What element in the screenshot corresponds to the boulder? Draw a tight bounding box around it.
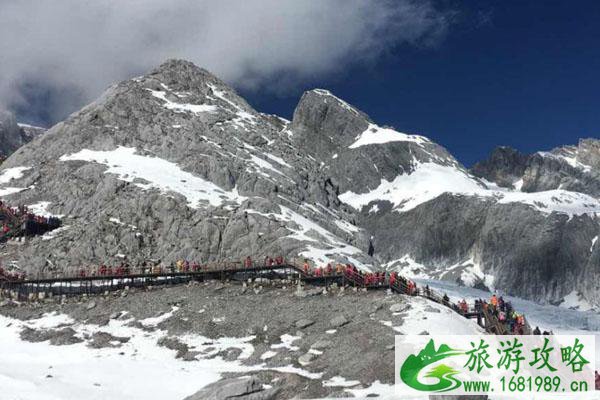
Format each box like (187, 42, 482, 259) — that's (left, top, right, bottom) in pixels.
(389, 303, 409, 313)
(330, 315, 349, 328)
(298, 352, 317, 366)
(311, 339, 332, 350)
(183, 376, 279, 400)
(295, 319, 315, 329)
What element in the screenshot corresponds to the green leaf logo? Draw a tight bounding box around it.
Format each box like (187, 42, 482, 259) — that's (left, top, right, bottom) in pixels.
(400, 339, 465, 392)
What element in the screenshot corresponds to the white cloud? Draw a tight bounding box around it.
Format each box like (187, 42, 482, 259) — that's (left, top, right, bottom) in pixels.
(0, 0, 454, 124)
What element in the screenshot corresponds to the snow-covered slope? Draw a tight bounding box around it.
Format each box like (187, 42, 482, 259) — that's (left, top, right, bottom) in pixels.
(340, 161, 600, 216)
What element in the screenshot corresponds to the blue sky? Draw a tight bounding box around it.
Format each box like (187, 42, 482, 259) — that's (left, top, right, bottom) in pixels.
(242, 0, 600, 166)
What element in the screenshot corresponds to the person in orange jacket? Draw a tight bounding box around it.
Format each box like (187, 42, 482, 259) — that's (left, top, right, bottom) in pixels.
(490, 294, 498, 309)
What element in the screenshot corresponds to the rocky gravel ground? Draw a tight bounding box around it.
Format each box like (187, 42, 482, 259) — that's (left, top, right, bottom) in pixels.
(0, 278, 418, 399)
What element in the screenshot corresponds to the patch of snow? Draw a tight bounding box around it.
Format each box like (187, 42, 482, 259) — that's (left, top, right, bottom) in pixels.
(333, 219, 359, 234)
(18, 122, 45, 130)
(0, 186, 29, 197)
(368, 204, 379, 213)
(139, 306, 179, 327)
(398, 297, 485, 335)
(382, 255, 431, 280)
(591, 236, 598, 253)
(513, 178, 524, 191)
(339, 161, 600, 217)
(41, 225, 70, 240)
(27, 201, 63, 218)
(270, 334, 300, 352)
(0, 311, 293, 400)
(332, 153, 338, 159)
(148, 89, 218, 114)
(0, 167, 31, 197)
(323, 376, 361, 388)
(260, 351, 277, 360)
(560, 290, 593, 312)
(458, 257, 495, 290)
(60, 147, 246, 208)
(339, 162, 484, 212)
(538, 150, 593, 173)
(263, 152, 291, 168)
(207, 83, 257, 127)
(349, 123, 429, 148)
(247, 154, 291, 180)
(26, 312, 75, 329)
(246, 205, 370, 270)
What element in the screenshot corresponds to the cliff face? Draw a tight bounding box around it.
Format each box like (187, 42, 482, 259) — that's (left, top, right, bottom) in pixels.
(0, 59, 598, 308)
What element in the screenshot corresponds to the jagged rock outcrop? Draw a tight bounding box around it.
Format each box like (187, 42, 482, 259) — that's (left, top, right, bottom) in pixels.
(473, 140, 600, 196)
(0, 109, 46, 158)
(471, 146, 529, 188)
(290, 89, 458, 195)
(0, 59, 599, 308)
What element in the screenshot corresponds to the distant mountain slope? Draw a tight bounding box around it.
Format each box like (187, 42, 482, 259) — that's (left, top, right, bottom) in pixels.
(0, 59, 598, 308)
(0, 110, 46, 157)
(472, 140, 600, 195)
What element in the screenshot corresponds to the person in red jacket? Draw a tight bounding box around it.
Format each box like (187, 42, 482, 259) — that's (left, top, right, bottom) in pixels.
(275, 256, 284, 265)
(244, 256, 252, 268)
(407, 280, 415, 295)
(303, 262, 310, 275)
(265, 256, 273, 267)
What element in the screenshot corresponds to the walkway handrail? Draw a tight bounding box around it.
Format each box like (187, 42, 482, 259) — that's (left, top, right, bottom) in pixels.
(0, 256, 534, 338)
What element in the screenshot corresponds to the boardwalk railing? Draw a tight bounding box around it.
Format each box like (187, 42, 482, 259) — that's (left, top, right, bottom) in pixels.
(0, 258, 531, 336)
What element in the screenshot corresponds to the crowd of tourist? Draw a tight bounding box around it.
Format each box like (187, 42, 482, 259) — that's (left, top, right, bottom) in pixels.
(0, 201, 61, 240)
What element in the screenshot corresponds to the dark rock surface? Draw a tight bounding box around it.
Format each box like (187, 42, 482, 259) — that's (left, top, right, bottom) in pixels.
(471, 146, 529, 188)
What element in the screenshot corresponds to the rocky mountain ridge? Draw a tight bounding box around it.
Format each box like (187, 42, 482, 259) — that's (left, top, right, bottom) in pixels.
(0, 59, 599, 309)
(472, 139, 600, 196)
